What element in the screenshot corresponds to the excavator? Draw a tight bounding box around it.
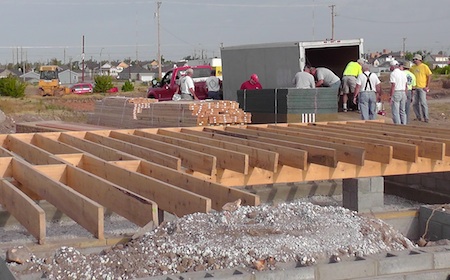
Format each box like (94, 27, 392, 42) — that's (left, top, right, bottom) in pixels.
(38, 65, 68, 96)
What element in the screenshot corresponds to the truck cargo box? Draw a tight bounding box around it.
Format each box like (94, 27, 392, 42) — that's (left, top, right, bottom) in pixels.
(221, 39, 364, 101)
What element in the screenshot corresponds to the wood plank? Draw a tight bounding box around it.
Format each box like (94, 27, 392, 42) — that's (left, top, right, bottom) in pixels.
(218, 156, 450, 187)
(133, 129, 249, 174)
(0, 146, 13, 157)
(203, 126, 337, 168)
(358, 121, 450, 138)
(57, 132, 181, 170)
(63, 166, 157, 227)
(265, 124, 393, 164)
(157, 128, 279, 172)
(84, 131, 183, 170)
(108, 130, 217, 176)
(0, 157, 13, 177)
(243, 126, 366, 166)
(289, 123, 418, 162)
(181, 128, 308, 170)
(11, 159, 104, 239)
(32, 133, 81, 155)
(0, 179, 46, 244)
(4, 135, 62, 165)
(319, 123, 444, 160)
(77, 155, 212, 217)
(111, 158, 260, 211)
(342, 122, 450, 156)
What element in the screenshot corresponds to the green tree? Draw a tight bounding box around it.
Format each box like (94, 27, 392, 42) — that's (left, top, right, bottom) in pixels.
(93, 75, 114, 93)
(49, 58, 62, 66)
(0, 75, 27, 98)
(404, 52, 413, 61)
(121, 80, 134, 92)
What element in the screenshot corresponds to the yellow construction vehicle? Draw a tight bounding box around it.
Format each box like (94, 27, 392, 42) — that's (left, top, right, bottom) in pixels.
(38, 65, 67, 96)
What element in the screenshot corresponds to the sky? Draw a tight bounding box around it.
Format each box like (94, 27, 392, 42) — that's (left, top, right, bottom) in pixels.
(0, 0, 449, 65)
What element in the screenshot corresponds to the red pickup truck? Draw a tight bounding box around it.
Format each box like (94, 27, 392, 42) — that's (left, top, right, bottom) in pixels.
(147, 65, 212, 101)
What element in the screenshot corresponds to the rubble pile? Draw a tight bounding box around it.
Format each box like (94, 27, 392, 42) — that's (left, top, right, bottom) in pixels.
(12, 201, 414, 279)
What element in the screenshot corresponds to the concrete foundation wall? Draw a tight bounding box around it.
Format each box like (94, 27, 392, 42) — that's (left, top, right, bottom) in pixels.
(137, 246, 450, 280)
(387, 172, 450, 196)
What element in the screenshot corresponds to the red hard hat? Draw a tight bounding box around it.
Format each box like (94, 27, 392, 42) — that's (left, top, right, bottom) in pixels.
(250, 74, 259, 82)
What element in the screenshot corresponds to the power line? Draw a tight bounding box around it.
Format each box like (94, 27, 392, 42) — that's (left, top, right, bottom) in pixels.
(338, 14, 448, 24)
(6, 0, 328, 8)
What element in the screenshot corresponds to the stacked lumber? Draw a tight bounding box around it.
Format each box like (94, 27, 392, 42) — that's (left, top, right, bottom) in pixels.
(87, 97, 251, 129)
(137, 100, 252, 127)
(87, 97, 159, 128)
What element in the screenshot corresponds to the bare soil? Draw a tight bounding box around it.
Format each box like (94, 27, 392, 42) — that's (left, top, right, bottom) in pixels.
(1, 77, 448, 135)
(2, 78, 450, 279)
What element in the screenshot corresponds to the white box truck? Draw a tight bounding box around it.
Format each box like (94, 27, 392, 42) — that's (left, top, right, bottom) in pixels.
(220, 38, 364, 101)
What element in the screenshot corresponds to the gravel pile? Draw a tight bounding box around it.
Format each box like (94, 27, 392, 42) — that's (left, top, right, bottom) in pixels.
(15, 200, 415, 279)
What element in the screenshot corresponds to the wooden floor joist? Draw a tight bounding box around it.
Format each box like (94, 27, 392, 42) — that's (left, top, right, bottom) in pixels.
(108, 130, 217, 176)
(0, 179, 46, 244)
(0, 120, 450, 244)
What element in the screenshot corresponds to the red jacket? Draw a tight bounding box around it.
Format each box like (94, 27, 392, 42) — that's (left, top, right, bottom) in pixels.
(240, 80, 262, 90)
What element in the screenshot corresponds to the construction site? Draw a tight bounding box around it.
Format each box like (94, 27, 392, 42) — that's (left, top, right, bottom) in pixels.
(0, 89, 448, 279)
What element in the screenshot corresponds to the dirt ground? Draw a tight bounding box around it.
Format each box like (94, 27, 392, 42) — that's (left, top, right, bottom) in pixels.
(1, 76, 449, 134)
(2, 78, 450, 279)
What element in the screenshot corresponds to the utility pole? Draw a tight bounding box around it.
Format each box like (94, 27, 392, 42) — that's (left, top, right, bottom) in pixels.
(156, 1, 162, 79)
(329, 5, 335, 41)
(402, 37, 407, 57)
(82, 35, 85, 82)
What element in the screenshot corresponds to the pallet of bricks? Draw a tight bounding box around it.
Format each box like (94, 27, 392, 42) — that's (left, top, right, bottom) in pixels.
(137, 100, 252, 127)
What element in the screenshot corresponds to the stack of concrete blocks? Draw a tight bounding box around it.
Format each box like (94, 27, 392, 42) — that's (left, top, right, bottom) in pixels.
(342, 177, 384, 213)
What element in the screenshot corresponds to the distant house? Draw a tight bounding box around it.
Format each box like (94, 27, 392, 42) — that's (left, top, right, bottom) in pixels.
(59, 69, 80, 85)
(0, 69, 17, 78)
(423, 54, 449, 69)
(20, 71, 40, 83)
(116, 64, 154, 82)
(376, 54, 401, 65)
(99, 63, 112, 76)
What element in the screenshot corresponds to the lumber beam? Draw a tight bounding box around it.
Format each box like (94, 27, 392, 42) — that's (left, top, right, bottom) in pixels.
(181, 128, 307, 170)
(134, 129, 249, 174)
(112, 158, 260, 211)
(0, 179, 46, 244)
(4, 135, 62, 165)
(290, 123, 418, 162)
(84, 131, 182, 170)
(219, 156, 450, 187)
(243, 125, 366, 166)
(36, 165, 158, 227)
(359, 121, 450, 138)
(73, 155, 212, 217)
(11, 159, 104, 239)
(158, 128, 279, 172)
(267, 124, 393, 164)
(341, 121, 450, 157)
(55, 132, 181, 170)
(203, 126, 337, 168)
(321, 122, 445, 160)
(31, 133, 82, 155)
(0, 146, 13, 157)
(108, 130, 217, 176)
(0, 157, 13, 177)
